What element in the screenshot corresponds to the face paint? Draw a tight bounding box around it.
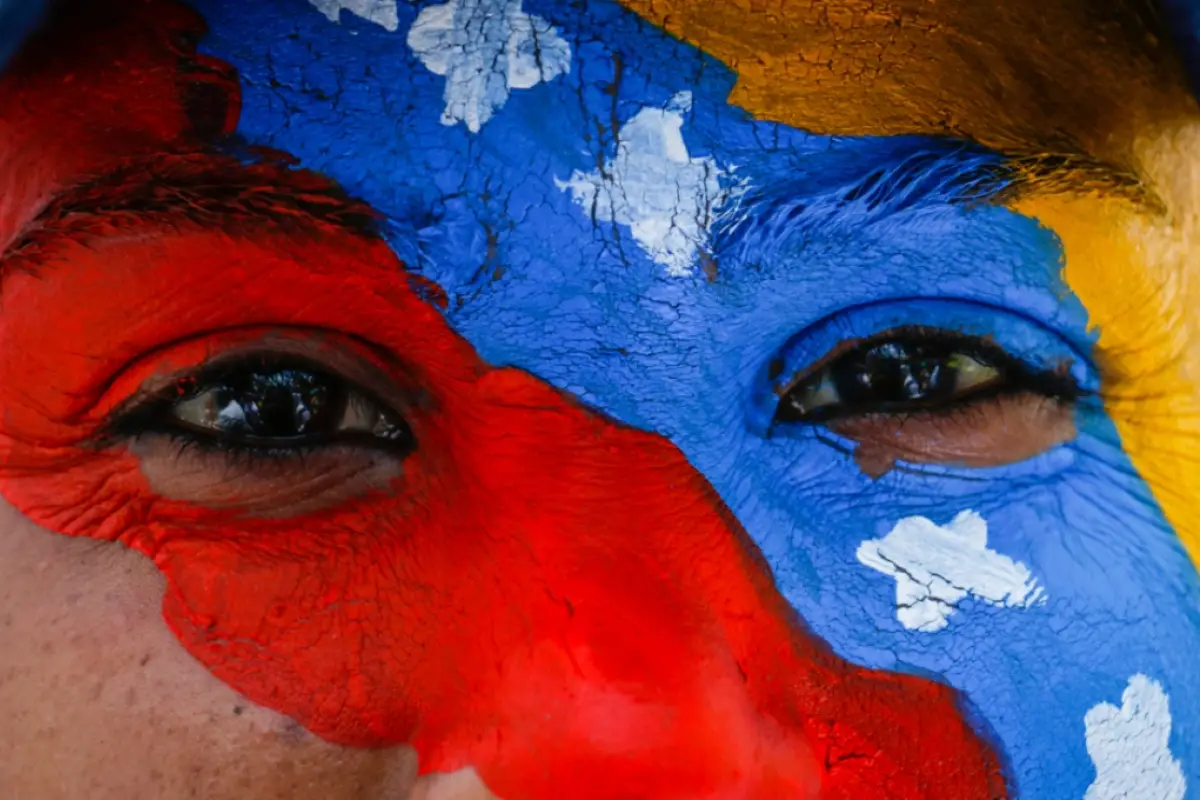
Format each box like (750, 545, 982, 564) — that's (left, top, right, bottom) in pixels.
(0, 0, 238, 252)
(0, 163, 1010, 800)
(179, 1, 1200, 795)
(4, 0, 1199, 797)
(0, 2, 1011, 797)
(613, 0, 1196, 168)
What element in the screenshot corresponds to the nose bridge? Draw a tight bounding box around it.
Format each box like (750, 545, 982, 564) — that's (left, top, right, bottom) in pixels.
(433, 367, 1011, 799)
(414, 369, 819, 795)
(455, 368, 782, 659)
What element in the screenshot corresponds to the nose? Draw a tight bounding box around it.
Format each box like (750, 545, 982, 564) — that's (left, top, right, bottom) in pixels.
(159, 367, 1007, 800)
(3, 4, 1006, 796)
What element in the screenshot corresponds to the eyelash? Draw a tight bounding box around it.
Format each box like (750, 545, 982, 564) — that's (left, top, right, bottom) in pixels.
(101, 352, 411, 461)
(148, 425, 334, 462)
(773, 326, 1087, 423)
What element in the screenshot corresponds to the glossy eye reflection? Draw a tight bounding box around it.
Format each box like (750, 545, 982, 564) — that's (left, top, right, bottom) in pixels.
(165, 357, 411, 449)
(775, 330, 1075, 425)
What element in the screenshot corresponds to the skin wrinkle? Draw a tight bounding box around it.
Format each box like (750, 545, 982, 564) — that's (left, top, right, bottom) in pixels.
(0, 0, 240, 254)
(0, 499, 429, 799)
(109, 329, 415, 516)
(129, 435, 402, 518)
(2, 0, 1199, 797)
(1013, 122, 1200, 571)
(0, 216, 1009, 796)
(832, 394, 1077, 478)
(619, 0, 1200, 573)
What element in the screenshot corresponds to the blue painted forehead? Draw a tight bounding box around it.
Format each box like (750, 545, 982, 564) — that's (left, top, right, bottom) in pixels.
(193, 0, 1019, 294)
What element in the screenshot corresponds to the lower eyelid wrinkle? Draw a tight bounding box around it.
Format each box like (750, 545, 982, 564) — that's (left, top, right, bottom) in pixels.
(832, 393, 1077, 478)
(128, 434, 405, 518)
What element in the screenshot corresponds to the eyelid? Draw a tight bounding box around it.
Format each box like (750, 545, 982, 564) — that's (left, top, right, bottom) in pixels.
(157, 355, 408, 448)
(775, 333, 1073, 427)
(776, 328, 1021, 399)
(94, 327, 425, 443)
(748, 298, 1096, 436)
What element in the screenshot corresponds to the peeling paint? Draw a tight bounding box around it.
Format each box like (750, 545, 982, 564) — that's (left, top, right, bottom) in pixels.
(407, 0, 571, 132)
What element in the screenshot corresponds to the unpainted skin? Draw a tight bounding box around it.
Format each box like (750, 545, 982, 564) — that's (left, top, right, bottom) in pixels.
(0, 498, 495, 799)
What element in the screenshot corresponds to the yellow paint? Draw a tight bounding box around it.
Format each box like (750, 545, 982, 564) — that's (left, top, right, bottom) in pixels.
(618, 0, 1200, 574)
(617, 0, 1192, 169)
(1013, 125, 1200, 571)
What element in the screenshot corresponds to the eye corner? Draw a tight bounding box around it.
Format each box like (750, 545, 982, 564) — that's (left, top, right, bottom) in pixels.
(753, 311, 1088, 473)
(101, 348, 417, 459)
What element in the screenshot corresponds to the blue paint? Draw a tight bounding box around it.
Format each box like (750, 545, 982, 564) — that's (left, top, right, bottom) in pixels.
(749, 297, 1098, 437)
(189, 0, 1200, 794)
(1162, 0, 1200, 95)
(0, 0, 48, 70)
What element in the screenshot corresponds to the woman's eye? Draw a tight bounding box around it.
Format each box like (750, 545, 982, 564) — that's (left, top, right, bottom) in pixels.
(775, 334, 1037, 424)
(164, 358, 410, 449)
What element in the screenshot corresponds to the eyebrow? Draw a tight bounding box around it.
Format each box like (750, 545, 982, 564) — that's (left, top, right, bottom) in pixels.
(618, 0, 1193, 175)
(3, 141, 1153, 295)
(1004, 153, 1152, 205)
(2, 150, 384, 266)
(711, 144, 1152, 261)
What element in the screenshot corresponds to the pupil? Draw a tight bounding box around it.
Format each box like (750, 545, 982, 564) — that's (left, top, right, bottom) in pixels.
(218, 368, 339, 438)
(836, 341, 957, 407)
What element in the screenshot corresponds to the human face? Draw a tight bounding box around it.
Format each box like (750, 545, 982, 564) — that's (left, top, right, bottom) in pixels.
(0, 1, 1197, 798)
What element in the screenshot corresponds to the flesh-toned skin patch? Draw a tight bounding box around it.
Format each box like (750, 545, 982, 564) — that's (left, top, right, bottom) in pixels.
(832, 394, 1077, 478)
(0, 503, 429, 798)
(0, 214, 1010, 799)
(164, 0, 1200, 795)
(614, 0, 1194, 168)
(0, 3, 1013, 795)
(13, 0, 1200, 796)
(1012, 131, 1200, 575)
(118, 329, 409, 516)
(614, 0, 1200, 576)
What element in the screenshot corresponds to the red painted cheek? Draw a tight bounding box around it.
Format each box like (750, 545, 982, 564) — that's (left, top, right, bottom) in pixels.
(0, 2, 1009, 794)
(0, 236, 1009, 797)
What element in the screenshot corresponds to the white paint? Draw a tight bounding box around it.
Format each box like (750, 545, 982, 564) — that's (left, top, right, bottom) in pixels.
(557, 92, 725, 276)
(308, 0, 400, 32)
(407, 0, 571, 133)
(856, 510, 1045, 632)
(1084, 674, 1186, 800)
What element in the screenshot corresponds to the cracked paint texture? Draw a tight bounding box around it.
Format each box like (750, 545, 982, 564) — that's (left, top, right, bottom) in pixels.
(556, 90, 726, 275)
(856, 511, 1046, 633)
(407, 0, 571, 132)
(1084, 675, 1187, 800)
(309, 0, 399, 31)
(3, 0, 1199, 797)
(181, 1, 1200, 792)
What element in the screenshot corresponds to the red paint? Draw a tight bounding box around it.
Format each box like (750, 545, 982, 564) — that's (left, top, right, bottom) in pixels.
(0, 0, 238, 253)
(0, 2, 1010, 797)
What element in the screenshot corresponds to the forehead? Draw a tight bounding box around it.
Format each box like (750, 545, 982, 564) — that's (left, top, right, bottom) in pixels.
(18, 1, 1200, 795)
(193, 0, 1086, 333)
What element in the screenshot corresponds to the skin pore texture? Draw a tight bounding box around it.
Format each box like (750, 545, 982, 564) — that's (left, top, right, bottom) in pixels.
(620, 0, 1200, 575)
(0, 502, 428, 798)
(1, 1, 1199, 799)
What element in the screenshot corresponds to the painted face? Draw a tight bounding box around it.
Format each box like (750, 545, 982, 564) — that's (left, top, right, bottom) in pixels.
(1, 0, 1197, 798)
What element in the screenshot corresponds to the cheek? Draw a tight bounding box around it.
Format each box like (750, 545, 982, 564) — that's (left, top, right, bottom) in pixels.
(0, 371, 1014, 798)
(0, 497, 422, 799)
